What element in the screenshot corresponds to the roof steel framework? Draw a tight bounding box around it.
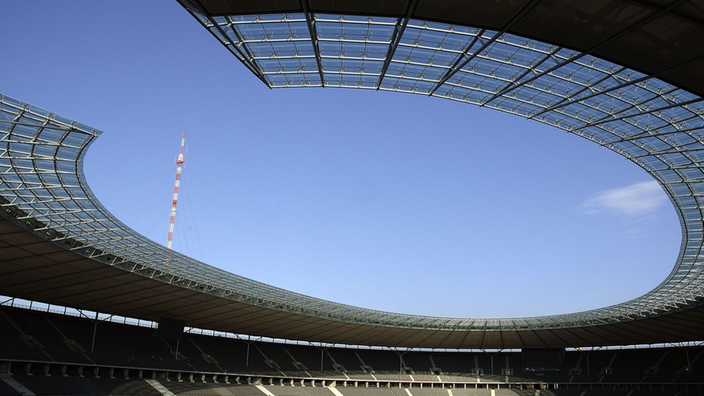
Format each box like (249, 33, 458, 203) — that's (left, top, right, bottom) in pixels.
(1, 0, 704, 348)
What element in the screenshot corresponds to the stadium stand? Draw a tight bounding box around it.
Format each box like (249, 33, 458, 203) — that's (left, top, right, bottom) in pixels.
(1, 305, 703, 395)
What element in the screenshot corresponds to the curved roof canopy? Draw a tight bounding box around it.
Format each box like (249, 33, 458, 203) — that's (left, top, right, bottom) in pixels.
(2, 0, 704, 349)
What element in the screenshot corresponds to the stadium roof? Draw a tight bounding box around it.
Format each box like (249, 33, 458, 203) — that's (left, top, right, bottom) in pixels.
(2, 0, 704, 349)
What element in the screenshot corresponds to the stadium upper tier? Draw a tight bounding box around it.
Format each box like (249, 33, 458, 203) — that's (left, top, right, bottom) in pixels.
(1, 0, 704, 349)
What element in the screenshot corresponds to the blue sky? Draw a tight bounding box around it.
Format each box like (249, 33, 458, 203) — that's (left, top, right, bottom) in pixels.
(1, 1, 681, 318)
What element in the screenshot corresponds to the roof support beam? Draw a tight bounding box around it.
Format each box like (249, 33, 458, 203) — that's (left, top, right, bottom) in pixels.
(428, 0, 543, 96)
(529, 67, 631, 119)
(483, 0, 691, 107)
(608, 126, 704, 146)
(581, 96, 702, 130)
(376, 0, 420, 90)
(532, 53, 704, 119)
(185, 0, 268, 86)
(479, 45, 563, 106)
(300, 0, 325, 87)
(555, 84, 680, 128)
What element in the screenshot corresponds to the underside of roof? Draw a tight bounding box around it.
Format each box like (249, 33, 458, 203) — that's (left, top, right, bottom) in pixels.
(3, 213, 704, 349)
(1, 0, 704, 349)
(180, 0, 704, 96)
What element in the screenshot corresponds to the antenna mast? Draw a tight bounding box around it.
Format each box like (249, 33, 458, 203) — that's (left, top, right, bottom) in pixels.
(167, 132, 186, 249)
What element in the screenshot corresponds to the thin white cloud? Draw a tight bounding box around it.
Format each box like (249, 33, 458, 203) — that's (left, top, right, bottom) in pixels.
(581, 181, 668, 216)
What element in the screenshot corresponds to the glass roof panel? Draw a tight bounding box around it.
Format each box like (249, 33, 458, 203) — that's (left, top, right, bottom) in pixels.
(3, 7, 704, 333)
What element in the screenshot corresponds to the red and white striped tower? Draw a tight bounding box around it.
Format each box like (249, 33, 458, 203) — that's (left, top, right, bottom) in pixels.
(167, 132, 186, 250)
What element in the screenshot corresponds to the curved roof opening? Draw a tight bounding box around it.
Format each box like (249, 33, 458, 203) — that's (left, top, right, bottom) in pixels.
(1, 0, 703, 348)
(0, 0, 688, 318)
(84, 87, 679, 318)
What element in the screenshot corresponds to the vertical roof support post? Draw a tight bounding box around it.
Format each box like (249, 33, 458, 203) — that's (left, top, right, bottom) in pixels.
(300, 0, 325, 87)
(376, 0, 420, 89)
